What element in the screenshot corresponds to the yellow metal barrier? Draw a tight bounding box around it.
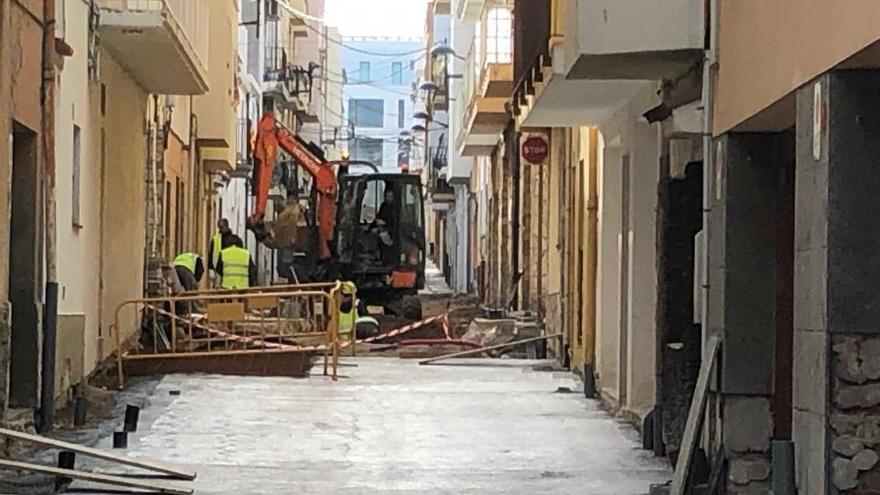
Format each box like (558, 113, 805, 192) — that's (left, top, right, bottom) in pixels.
(192, 281, 359, 352)
(113, 284, 344, 388)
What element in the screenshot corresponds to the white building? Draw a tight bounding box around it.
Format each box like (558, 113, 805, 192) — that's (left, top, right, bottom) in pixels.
(341, 37, 421, 172)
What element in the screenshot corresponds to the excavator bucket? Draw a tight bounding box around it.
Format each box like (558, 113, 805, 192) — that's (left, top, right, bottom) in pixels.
(247, 203, 303, 250)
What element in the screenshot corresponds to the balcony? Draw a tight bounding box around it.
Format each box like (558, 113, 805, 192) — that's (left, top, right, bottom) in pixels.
(98, 0, 209, 94)
(432, 0, 451, 15)
(456, 43, 512, 156)
(229, 118, 253, 179)
(263, 47, 314, 111)
(567, 0, 704, 80)
(426, 149, 455, 212)
(454, 0, 484, 22)
(514, 0, 704, 129)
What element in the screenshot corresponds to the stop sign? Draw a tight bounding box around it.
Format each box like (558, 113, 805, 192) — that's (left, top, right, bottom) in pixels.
(521, 136, 548, 164)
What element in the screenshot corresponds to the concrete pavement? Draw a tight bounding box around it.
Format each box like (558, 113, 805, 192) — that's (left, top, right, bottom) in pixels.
(11, 359, 671, 494)
(420, 259, 453, 296)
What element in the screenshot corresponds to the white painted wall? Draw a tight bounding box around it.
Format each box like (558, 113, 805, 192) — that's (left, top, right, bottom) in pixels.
(596, 139, 622, 404)
(577, 0, 704, 56)
(448, 15, 475, 181)
(595, 84, 661, 418)
(625, 120, 659, 419)
(55, 0, 102, 396)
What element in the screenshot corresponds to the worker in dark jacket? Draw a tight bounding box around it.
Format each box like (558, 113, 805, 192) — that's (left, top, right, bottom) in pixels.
(208, 218, 235, 278)
(216, 236, 258, 289)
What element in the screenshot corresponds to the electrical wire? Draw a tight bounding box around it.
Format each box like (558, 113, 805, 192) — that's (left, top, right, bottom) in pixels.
(297, 17, 425, 57)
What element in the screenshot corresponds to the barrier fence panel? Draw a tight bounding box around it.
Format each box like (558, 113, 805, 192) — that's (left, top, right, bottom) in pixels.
(113, 284, 343, 388)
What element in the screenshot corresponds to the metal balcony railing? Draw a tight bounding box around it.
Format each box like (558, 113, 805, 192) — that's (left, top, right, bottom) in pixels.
(263, 46, 315, 107)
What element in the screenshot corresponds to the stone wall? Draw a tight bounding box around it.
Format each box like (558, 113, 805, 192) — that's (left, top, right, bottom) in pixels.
(830, 335, 880, 493)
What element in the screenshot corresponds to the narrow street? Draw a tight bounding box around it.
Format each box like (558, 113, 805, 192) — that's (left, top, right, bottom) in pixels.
(60, 360, 667, 494)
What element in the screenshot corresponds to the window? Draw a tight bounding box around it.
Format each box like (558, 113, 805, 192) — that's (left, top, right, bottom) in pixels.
(391, 62, 403, 85)
(358, 61, 371, 83)
(164, 180, 172, 259)
(485, 7, 512, 64)
(72, 125, 81, 228)
(397, 99, 405, 128)
(474, 19, 482, 81)
(349, 99, 384, 128)
(175, 178, 185, 255)
(352, 137, 384, 166)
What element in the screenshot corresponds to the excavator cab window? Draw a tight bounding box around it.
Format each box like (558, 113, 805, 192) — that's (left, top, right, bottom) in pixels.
(399, 181, 424, 268)
(360, 180, 385, 225)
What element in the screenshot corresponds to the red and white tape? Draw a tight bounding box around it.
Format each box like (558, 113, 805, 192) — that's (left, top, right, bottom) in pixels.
(203, 312, 454, 351)
(342, 312, 452, 347)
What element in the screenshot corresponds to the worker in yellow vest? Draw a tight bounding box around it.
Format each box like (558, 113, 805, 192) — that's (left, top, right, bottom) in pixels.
(217, 235, 256, 289)
(338, 281, 358, 343)
(208, 218, 234, 285)
(171, 252, 204, 291)
(336, 282, 380, 347)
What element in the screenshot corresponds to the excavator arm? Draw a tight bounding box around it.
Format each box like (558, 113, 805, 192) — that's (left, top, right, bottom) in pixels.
(250, 112, 337, 259)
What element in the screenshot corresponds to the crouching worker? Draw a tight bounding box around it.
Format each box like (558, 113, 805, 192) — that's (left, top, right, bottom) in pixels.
(337, 282, 381, 353)
(141, 263, 192, 351)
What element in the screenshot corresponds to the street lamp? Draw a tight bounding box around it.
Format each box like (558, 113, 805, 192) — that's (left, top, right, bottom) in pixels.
(419, 81, 441, 93)
(431, 44, 464, 60)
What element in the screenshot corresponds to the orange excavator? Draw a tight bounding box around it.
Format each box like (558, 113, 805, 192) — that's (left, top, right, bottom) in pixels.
(246, 110, 427, 319)
(248, 111, 336, 256)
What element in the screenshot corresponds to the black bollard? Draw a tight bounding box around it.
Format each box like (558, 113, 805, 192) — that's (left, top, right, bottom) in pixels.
(123, 405, 140, 433)
(113, 431, 128, 449)
(55, 451, 75, 492)
(73, 397, 87, 427)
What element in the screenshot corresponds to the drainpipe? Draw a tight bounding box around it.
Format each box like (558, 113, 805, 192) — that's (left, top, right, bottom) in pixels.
(700, 0, 719, 452)
(510, 128, 520, 309)
(39, 0, 58, 433)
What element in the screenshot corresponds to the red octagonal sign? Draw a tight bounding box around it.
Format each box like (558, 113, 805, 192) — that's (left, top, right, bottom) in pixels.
(522, 136, 548, 164)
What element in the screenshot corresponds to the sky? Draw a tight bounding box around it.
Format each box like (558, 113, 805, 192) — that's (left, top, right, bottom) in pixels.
(325, 0, 427, 39)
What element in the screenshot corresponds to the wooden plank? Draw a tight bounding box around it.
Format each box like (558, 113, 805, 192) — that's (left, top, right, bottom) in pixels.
(0, 459, 193, 495)
(670, 336, 721, 495)
(0, 427, 196, 480)
(419, 333, 563, 365)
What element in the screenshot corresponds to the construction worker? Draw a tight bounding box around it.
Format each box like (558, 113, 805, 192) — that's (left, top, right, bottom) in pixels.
(171, 252, 204, 292)
(208, 218, 234, 281)
(337, 282, 380, 345)
(216, 235, 257, 289)
(338, 282, 358, 345)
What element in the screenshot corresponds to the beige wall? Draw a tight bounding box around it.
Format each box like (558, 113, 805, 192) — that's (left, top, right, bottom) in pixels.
(99, 52, 148, 361)
(714, 0, 880, 134)
(193, 0, 238, 160)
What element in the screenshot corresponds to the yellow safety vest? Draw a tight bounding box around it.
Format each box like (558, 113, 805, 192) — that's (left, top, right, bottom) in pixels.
(211, 232, 223, 267)
(338, 281, 357, 335)
(172, 252, 199, 273)
(220, 246, 250, 289)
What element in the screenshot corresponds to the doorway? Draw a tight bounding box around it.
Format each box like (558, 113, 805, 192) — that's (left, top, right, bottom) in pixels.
(8, 123, 41, 408)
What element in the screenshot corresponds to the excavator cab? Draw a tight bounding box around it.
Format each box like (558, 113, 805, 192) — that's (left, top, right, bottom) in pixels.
(334, 173, 425, 319)
(249, 111, 426, 319)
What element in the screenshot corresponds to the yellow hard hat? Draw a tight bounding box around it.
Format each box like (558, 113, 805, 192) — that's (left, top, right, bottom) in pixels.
(340, 150, 350, 160)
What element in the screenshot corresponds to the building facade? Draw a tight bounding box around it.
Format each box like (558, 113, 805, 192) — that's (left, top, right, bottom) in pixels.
(0, 0, 333, 427)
